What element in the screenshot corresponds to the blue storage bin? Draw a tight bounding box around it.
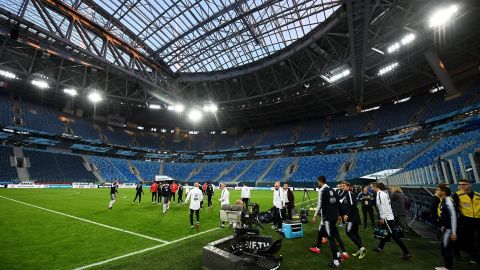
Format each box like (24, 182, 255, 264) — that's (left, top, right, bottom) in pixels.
(282, 220, 303, 239)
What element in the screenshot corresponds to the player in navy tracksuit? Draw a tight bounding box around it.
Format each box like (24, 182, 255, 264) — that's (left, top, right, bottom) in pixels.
(340, 181, 367, 259)
(436, 185, 457, 270)
(312, 176, 346, 268)
(132, 182, 144, 205)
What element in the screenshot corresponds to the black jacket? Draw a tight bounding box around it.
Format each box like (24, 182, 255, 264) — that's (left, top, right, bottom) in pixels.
(391, 191, 407, 216)
(321, 186, 340, 222)
(206, 184, 214, 195)
(161, 185, 171, 197)
(343, 190, 360, 224)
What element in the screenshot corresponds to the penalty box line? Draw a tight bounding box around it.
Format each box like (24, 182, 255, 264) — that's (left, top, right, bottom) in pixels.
(73, 227, 220, 270)
(0, 195, 169, 244)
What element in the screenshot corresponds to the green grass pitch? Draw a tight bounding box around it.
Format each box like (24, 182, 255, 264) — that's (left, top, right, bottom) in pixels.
(0, 188, 476, 270)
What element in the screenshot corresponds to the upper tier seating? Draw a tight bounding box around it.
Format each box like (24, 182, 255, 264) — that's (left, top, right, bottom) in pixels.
(69, 117, 101, 142)
(0, 145, 17, 180)
(102, 125, 131, 146)
(291, 153, 349, 182)
(22, 102, 65, 135)
(189, 134, 214, 151)
(419, 84, 480, 122)
(237, 129, 263, 148)
(0, 95, 13, 126)
(134, 132, 161, 149)
(372, 96, 425, 131)
(163, 134, 189, 151)
(330, 112, 373, 137)
(297, 119, 327, 142)
(261, 123, 298, 146)
(131, 160, 160, 181)
(25, 149, 95, 183)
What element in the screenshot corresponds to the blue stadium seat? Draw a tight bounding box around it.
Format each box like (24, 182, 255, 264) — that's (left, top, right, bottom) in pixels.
(291, 154, 349, 182)
(0, 145, 17, 180)
(25, 149, 95, 183)
(163, 162, 200, 182)
(219, 160, 253, 182)
(131, 160, 160, 181)
(190, 161, 233, 182)
(69, 117, 101, 142)
(22, 102, 65, 135)
(88, 156, 137, 182)
(406, 130, 480, 170)
(347, 142, 430, 179)
(0, 95, 14, 126)
(262, 157, 293, 182)
(102, 125, 131, 146)
(237, 158, 273, 182)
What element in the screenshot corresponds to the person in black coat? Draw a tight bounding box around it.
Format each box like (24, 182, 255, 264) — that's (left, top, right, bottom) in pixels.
(341, 181, 366, 259)
(283, 184, 295, 219)
(390, 185, 409, 233)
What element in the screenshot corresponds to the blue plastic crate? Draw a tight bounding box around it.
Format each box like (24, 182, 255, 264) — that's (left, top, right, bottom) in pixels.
(282, 220, 303, 239)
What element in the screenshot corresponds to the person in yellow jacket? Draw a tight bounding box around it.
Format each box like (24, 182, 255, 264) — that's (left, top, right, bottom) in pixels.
(452, 179, 479, 264)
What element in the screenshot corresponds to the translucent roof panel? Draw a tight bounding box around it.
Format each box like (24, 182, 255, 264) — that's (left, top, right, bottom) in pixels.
(9, 0, 341, 73)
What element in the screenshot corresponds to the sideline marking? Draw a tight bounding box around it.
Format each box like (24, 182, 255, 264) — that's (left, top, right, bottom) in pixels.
(73, 227, 220, 270)
(0, 195, 169, 244)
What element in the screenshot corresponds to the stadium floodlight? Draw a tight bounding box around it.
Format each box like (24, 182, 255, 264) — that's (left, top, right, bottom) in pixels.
(188, 109, 202, 122)
(321, 67, 351, 83)
(378, 62, 399, 76)
(429, 5, 459, 28)
(387, 33, 415, 54)
(88, 91, 103, 103)
(174, 104, 184, 113)
(63, 88, 78, 97)
(31, 79, 49, 89)
(149, 104, 161, 110)
(0, 69, 17, 79)
(203, 103, 218, 113)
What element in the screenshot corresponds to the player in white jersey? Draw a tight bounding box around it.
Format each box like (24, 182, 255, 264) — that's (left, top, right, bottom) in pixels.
(184, 182, 204, 230)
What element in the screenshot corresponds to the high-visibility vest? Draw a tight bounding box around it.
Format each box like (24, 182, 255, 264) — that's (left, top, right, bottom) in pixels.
(456, 191, 480, 218)
(437, 198, 443, 218)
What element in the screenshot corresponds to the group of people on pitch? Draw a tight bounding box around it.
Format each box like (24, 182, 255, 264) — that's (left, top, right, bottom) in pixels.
(308, 176, 412, 268)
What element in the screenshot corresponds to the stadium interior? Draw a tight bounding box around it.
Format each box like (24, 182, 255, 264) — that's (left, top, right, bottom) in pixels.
(0, 0, 479, 269)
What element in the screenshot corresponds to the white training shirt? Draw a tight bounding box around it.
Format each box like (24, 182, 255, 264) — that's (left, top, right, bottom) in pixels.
(283, 189, 289, 203)
(241, 186, 251, 199)
(220, 188, 230, 206)
(273, 188, 285, 209)
(185, 187, 203, 210)
(184, 185, 191, 194)
(376, 190, 395, 221)
(314, 184, 328, 217)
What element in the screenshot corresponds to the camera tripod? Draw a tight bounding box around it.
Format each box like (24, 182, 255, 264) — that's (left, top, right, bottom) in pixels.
(301, 188, 312, 210)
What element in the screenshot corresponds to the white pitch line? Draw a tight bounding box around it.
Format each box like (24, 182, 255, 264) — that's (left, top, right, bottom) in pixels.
(0, 195, 169, 244)
(73, 227, 220, 270)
